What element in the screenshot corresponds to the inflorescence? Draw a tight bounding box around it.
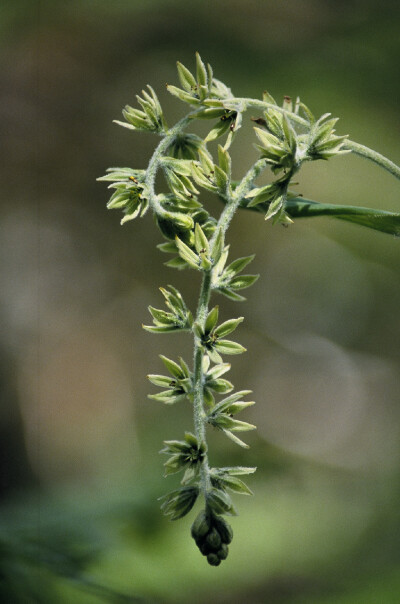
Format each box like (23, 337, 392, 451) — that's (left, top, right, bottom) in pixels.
(99, 53, 400, 565)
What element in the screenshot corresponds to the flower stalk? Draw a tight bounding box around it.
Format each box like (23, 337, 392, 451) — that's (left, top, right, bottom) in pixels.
(99, 53, 400, 566)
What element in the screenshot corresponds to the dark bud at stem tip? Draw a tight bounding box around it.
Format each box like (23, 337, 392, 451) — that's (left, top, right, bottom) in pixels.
(207, 553, 221, 566)
(190, 509, 233, 565)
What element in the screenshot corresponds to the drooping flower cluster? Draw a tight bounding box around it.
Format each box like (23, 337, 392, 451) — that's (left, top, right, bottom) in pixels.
(98, 54, 349, 565)
(99, 53, 399, 565)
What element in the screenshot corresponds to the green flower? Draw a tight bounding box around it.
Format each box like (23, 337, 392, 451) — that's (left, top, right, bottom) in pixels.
(194, 306, 246, 364)
(161, 432, 207, 484)
(97, 168, 149, 224)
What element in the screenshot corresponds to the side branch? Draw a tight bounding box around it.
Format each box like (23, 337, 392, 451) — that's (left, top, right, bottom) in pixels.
(344, 140, 400, 181)
(144, 110, 203, 216)
(230, 98, 400, 182)
(213, 158, 267, 243)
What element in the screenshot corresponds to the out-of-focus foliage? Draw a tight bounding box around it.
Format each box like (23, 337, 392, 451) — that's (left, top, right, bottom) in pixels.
(1, 0, 400, 602)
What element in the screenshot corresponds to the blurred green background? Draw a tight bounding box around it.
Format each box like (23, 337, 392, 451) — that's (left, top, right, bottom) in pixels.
(1, 1, 400, 602)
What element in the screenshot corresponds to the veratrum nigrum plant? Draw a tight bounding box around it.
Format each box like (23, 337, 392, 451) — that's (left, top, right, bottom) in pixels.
(99, 54, 400, 566)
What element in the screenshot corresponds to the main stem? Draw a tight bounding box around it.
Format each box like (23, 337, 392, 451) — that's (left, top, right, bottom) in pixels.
(192, 271, 212, 493)
(144, 109, 267, 500)
(191, 158, 267, 499)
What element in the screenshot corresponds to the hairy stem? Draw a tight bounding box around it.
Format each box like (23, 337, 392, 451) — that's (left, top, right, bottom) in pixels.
(218, 159, 267, 238)
(192, 271, 212, 494)
(191, 158, 268, 500)
(144, 111, 201, 216)
(343, 140, 400, 181)
(233, 97, 308, 127)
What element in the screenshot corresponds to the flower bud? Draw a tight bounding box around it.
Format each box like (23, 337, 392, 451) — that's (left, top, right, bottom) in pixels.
(217, 544, 228, 560)
(191, 508, 233, 565)
(190, 510, 210, 540)
(213, 515, 233, 545)
(206, 528, 222, 551)
(207, 553, 221, 566)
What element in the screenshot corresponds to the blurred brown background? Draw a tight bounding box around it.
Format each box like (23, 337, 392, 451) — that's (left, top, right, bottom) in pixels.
(1, 1, 400, 602)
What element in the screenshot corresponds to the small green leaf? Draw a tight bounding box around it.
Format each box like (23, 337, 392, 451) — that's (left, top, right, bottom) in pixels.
(202, 388, 214, 407)
(206, 378, 234, 393)
(184, 431, 200, 448)
(215, 390, 252, 408)
(214, 165, 229, 194)
(214, 317, 243, 338)
(207, 348, 223, 364)
(175, 237, 200, 269)
(148, 391, 185, 404)
(179, 357, 191, 378)
(191, 163, 217, 192)
(192, 107, 226, 120)
(222, 429, 250, 449)
(177, 61, 197, 92)
(254, 127, 282, 152)
(219, 466, 257, 476)
(265, 194, 284, 221)
(148, 389, 176, 400)
(162, 212, 194, 230)
(113, 119, 139, 131)
(167, 84, 198, 105)
(195, 52, 208, 88)
(147, 374, 174, 387)
(157, 241, 178, 254)
(160, 355, 185, 379)
(211, 414, 255, 432)
(206, 362, 231, 379)
(282, 115, 296, 152)
(194, 223, 210, 255)
(217, 145, 231, 178)
(213, 473, 253, 496)
(160, 286, 185, 314)
(148, 306, 174, 325)
(263, 90, 277, 105)
(229, 275, 259, 290)
(204, 306, 219, 334)
(211, 228, 224, 263)
(160, 486, 199, 520)
(228, 401, 255, 414)
(165, 257, 188, 270)
(161, 439, 189, 453)
(217, 287, 247, 302)
(299, 101, 315, 123)
(121, 109, 149, 131)
(206, 488, 233, 515)
(161, 157, 194, 176)
(205, 120, 231, 143)
(214, 340, 246, 355)
(164, 454, 186, 475)
(228, 418, 257, 432)
(142, 324, 182, 333)
(181, 465, 197, 484)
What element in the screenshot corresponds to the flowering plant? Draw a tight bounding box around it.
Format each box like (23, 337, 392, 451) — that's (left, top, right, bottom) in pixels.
(99, 54, 400, 566)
